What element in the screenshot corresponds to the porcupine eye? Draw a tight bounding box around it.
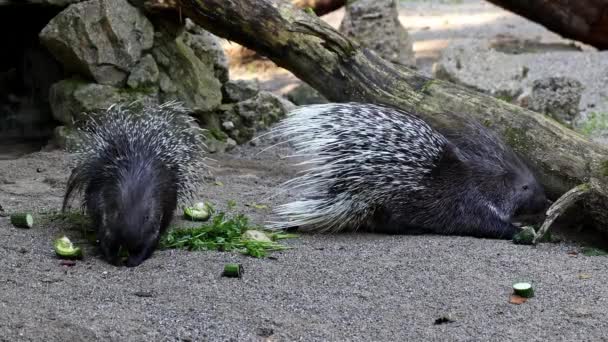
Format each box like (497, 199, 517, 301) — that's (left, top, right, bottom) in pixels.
(522, 185, 529, 190)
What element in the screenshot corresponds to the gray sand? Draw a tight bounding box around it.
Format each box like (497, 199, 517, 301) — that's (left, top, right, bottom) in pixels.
(1, 136, 607, 341)
(2, 0, 608, 341)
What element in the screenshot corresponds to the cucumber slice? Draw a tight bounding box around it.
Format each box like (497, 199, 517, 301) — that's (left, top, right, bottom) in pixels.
(222, 263, 243, 278)
(11, 213, 33, 229)
(54, 236, 83, 259)
(242, 230, 272, 243)
(512, 282, 534, 298)
(183, 202, 211, 221)
(512, 226, 536, 245)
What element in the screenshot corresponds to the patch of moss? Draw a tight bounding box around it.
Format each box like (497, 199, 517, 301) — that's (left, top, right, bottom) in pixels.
(119, 85, 157, 96)
(303, 7, 316, 16)
(504, 126, 533, 153)
(419, 79, 436, 95)
(578, 111, 608, 137)
(600, 160, 608, 177)
(206, 127, 229, 142)
(496, 94, 514, 103)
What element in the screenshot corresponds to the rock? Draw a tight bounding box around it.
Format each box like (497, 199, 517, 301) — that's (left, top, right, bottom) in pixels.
(222, 121, 235, 130)
(517, 77, 583, 127)
(127, 54, 159, 89)
(39, 0, 154, 87)
(222, 79, 260, 103)
(182, 19, 229, 83)
(204, 136, 234, 154)
(286, 83, 328, 105)
(432, 38, 608, 145)
(152, 22, 222, 112)
(49, 78, 158, 124)
(226, 91, 295, 144)
(226, 138, 237, 150)
(52, 125, 80, 151)
(339, 0, 415, 67)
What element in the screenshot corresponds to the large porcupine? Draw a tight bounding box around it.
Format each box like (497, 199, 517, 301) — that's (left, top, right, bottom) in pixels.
(266, 103, 548, 239)
(62, 101, 206, 267)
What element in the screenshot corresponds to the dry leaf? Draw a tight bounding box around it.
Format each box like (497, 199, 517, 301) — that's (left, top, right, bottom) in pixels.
(578, 273, 592, 280)
(509, 294, 528, 305)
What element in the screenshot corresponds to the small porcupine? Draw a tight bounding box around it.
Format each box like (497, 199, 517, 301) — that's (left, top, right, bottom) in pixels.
(265, 102, 548, 239)
(62, 101, 206, 267)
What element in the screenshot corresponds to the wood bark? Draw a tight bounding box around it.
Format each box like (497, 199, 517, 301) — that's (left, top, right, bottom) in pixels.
(486, 0, 608, 50)
(144, 0, 608, 231)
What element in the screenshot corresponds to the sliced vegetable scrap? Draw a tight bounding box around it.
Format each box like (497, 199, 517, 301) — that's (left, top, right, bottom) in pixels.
(183, 202, 212, 221)
(11, 213, 34, 229)
(512, 282, 534, 298)
(54, 236, 83, 260)
(242, 230, 272, 243)
(223, 263, 243, 278)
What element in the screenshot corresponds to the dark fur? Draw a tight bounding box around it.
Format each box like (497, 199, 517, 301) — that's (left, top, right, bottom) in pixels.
(62, 102, 205, 267)
(269, 103, 548, 239)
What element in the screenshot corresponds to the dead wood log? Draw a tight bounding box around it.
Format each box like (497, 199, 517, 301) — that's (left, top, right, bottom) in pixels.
(142, 0, 608, 232)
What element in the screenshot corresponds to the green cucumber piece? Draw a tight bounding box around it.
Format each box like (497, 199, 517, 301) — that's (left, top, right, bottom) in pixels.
(11, 213, 33, 229)
(222, 263, 243, 278)
(241, 230, 272, 242)
(183, 202, 211, 221)
(512, 226, 536, 245)
(512, 282, 534, 298)
(54, 236, 83, 259)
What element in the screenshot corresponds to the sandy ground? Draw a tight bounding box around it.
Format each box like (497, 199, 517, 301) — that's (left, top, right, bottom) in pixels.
(2, 1, 608, 341)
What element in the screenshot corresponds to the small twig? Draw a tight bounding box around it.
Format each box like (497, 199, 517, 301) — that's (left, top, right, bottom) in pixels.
(533, 183, 591, 244)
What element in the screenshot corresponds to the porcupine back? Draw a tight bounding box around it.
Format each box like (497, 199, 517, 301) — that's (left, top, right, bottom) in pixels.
(265, 102, 547, 239)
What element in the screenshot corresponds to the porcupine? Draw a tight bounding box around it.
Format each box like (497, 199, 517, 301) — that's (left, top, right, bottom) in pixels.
(62, 101, 206, 267)
(265, 102, 548, 239)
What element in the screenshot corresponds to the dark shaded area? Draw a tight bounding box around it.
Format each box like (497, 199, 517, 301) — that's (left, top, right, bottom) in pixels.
(0, 5, 64, 152)
(486, 0, 608, 50)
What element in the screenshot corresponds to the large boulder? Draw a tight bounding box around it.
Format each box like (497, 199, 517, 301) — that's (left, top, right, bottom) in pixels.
(516, 77, 583, 128)
(126, 54, 159, 89)
(39, 0, 154, 87)
(183, 19, 229, 84)
(432, 38, 608, 144)
(49, 78, 158, 124)
(221, 79, 260, 103)
(220, 91, 295, 144)
(339, 0, 415, 67)
(152, 22, 222, 112)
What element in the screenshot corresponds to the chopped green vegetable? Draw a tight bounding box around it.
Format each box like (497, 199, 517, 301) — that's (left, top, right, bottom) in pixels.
(227, 200, 237, 210)
(247, 203, 268, 210)
(581, 247, 608, 256)
(11, 213, 33, 229)
(242, 230, 272, 243)
(512, 282, 534, 298)
(223, 263, 243, 278)
(54, 236, 83, 259)
(160, 211, 295, 258)
(183, 202, 212, 221)
(512, 226, 536, 245)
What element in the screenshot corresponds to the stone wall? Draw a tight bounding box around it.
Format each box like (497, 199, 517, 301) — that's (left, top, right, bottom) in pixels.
(0, 0, 293, 152)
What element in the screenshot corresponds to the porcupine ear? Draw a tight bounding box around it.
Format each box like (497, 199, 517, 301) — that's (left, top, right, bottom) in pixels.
(430, 141, 468, 179)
